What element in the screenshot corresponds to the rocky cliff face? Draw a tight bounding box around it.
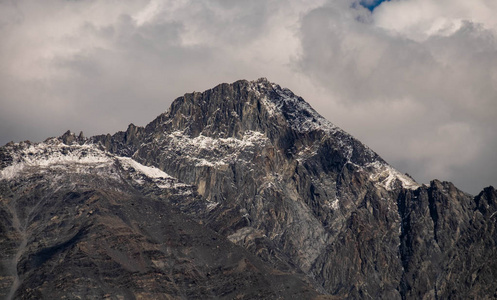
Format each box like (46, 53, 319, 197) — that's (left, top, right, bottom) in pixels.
(1, 78, 496, 299)
(397, 182, 497, 299)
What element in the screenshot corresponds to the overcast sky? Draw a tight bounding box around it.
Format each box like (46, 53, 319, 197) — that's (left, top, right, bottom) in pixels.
(1, 0, 496, 194)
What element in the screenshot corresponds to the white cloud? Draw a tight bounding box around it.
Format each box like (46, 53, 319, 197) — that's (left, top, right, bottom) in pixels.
(374, 0, 497, 40)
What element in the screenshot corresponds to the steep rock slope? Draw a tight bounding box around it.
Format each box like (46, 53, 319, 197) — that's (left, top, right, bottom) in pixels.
(1, 78, 496, 299)
(0, 138, 321, 299)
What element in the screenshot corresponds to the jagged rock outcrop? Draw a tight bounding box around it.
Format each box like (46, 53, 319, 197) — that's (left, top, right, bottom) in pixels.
(0, 78, 496, 299)
(397, 182, 497, 299)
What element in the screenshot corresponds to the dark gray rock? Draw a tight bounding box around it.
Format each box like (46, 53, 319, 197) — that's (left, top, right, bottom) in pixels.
(0, 142, 321, 299)
(0, 78, 495, 299)
(397, 182, 497, 299)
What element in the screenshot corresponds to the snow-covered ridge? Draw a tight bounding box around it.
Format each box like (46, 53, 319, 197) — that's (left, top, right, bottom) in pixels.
(164, 130, 268, 167)
(0, 140, 113, 180)
(0, 139, 187, 192)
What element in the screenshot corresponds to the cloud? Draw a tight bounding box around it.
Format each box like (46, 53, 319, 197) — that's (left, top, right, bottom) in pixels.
(0, 0, 496, 194)
(374, 0, 497, 40)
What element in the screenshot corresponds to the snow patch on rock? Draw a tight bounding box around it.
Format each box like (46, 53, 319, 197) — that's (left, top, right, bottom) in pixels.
(117, 156, 190, 191)
(165, 130, 268, 168)
(117, 157, 172, 180)
(367, 161, 420, 190)
(0, 140, 113, 180)
(117, 156, 189, 191)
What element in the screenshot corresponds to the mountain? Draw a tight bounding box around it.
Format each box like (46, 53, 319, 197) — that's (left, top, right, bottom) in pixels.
(1, 78, 496, 299)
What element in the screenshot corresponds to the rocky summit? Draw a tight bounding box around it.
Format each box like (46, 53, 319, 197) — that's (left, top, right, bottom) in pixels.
(0, 78, 496, 299)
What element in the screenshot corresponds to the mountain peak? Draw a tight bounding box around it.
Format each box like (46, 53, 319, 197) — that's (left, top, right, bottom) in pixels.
(154, 78, 340, 141)
(1, 79, 496, 299)
(86, 79, 419, 191)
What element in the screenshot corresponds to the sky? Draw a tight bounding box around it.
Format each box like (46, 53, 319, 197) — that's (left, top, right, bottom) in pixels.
(1, 0, 496, 195)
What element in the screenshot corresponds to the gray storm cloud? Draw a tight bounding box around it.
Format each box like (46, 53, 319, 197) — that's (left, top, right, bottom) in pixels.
(0, 0, 496, 194)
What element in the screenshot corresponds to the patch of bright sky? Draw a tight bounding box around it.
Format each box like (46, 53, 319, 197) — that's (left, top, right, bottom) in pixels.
(360, 0, 388, 11)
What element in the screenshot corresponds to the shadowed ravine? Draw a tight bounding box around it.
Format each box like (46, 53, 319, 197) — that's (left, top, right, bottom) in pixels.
(6, 203, 25, 300)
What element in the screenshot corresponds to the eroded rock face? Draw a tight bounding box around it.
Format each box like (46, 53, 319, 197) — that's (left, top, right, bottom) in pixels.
(0, 140, 320, 299)
(397, 182, 497, 299)
(1, 78, 496, 299)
